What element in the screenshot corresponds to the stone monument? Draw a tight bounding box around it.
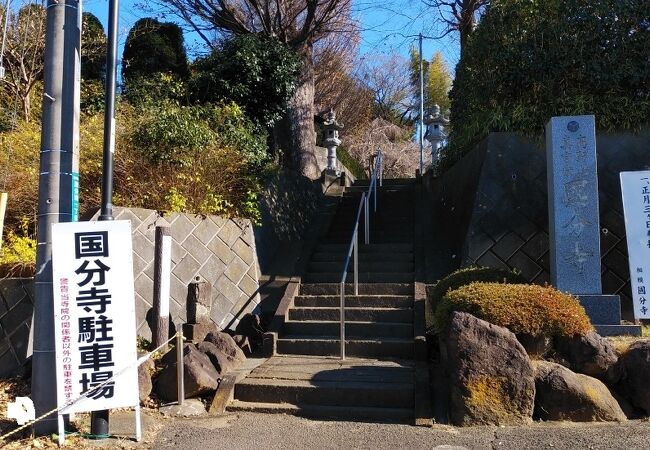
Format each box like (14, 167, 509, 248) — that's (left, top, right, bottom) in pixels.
(322, 109, 343, 174)
(546, 115, 639, 335)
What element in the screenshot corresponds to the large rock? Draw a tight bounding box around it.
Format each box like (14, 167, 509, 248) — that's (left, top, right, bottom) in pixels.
(618, 340, 650, 414)
(533, 361, 626, 422)
(204, 331, 246, 363)
(445, 312, 535, 426)
(554, 331, 621, 384)
(155, 343, 220, 402)
(198, 340, 244, 375)
(138, 354, 155, 402)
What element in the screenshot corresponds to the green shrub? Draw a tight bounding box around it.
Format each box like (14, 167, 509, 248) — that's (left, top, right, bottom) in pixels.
(448, 0, 650, 167)
(427, 267, 526, 329)
(337, 145, 367, 180)
(435, 282, 593, 338)
(80, 79, 105, 115)
(131, 103, 216, 166)
(0, 228, 36, 278)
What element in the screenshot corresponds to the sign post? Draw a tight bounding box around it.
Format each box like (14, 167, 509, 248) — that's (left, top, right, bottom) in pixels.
(51, 220, 139, 444)
(621, 171, 650, 321)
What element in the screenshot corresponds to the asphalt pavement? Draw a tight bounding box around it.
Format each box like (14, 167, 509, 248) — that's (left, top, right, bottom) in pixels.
(148, 411, 650, 450)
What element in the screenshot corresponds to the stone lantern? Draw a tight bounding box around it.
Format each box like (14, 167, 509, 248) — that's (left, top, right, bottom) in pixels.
(322, 108, 344, 174)
(424, 104, 450, 168)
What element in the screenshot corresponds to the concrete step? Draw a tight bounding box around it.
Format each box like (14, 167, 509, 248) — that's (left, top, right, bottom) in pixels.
(315, 243, 413, 253)
(283, 320, 413, 338)
(294, 294, 413, 308)
(344, 184, 414, 193)
(311, 252, 413, 264)
(234, 377, 414, 409)
(303, 272, 414, 283)
(288, 307, 413, 323)
(353, 178, 416, 187)
(321, 238, 414, 245)
(310, 252, 413, 263)
(307, 261, 414, 273)
(227, 400, 413, 423)
(277, 337, 414, 359)
(299, 283, 413, 296)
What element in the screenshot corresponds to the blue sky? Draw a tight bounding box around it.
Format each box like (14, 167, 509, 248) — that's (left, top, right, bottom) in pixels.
(84, 0, 460, 70)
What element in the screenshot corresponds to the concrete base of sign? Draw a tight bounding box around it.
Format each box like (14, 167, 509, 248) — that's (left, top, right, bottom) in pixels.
(578, 294, 642, 336)
(107, 409, 153, 437)
(160, 398, 207, 417)
(578, 295, 622, 325)
(595, 324, 642, 337)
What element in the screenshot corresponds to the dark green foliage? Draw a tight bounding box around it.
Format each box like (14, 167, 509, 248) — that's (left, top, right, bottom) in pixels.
(427, 266, 526, 330)
(81, 12, 106, 80)
(122, 18, 189, 81)
(189, 34, 300, 128)
(337, 145, 367, 180)
(448, 0, 650, 168)
(121, 73, 187, 108)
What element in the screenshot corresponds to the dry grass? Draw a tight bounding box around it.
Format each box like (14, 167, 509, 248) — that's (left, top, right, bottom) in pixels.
(607, 325, 650, 354)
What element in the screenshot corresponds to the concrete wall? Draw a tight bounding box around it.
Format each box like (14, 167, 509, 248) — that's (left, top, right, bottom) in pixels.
(428, 131, 650, 321)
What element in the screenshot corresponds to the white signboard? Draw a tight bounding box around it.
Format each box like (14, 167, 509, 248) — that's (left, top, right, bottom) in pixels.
(620, 171, 650, 320)
(52, 220, 139, 413)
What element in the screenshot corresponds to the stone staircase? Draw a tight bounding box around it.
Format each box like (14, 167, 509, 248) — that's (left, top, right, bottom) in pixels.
(228, 178, 430, 424)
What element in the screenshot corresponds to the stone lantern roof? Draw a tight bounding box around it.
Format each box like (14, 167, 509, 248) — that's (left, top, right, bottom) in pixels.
(323, 108, 344, 130)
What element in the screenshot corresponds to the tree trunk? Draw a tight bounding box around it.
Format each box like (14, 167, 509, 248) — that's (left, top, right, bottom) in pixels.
(275, 43, 318, 179)
(22, 92, 31, 122)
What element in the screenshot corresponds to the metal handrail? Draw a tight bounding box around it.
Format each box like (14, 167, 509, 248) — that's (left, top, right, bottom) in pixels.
(339, 150, 383, 360)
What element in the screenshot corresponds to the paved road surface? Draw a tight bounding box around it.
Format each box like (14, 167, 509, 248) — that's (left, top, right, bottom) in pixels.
(149, 411, 650, 450)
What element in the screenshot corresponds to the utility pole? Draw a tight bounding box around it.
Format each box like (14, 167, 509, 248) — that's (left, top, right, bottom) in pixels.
(32, 0, 81, 435)
(91, 0, 120, 437)
(419, 33, 424, 175)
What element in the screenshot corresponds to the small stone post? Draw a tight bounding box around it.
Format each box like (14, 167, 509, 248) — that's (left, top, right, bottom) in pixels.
(183, 276, 216, 343)
(424, 105, 450, 171)
(322, 109, 344, 174)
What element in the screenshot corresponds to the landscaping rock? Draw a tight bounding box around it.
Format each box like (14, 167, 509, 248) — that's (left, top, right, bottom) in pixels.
(155, 343, 220, 402)
(445, 312, 535, 426)
(516, 334, 553, 357)
(183, 321, 220, 344)
(554, 331, 621, 384)
(204, 331, 246, 363)
(138, 355, 155, 402)
(618, 340, 650, 415)
(198, 340, 243, 375)
(533, 361, 626, 422)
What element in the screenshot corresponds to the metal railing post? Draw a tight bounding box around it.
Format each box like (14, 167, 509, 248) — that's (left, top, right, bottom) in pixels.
(354, 228, 359, 295)
(340, 281, 345, 360)
(364, 194, 370, 245)
(374, 170, 378, 212)
(176, 322, 185, 405)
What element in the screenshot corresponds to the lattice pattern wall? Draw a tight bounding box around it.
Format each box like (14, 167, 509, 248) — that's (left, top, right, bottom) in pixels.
(103, 208, 261, 339)
(0, 279, 33, 377)
(433, 132, 650, 321)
